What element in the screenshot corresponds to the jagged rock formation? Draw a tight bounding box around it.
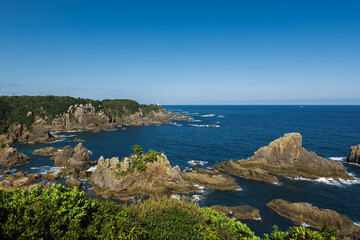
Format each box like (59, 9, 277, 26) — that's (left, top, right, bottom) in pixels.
(0, 145, 31, 168)
(50, 143, 91, 171)
(267, 199, 360, 235)
(1, 96, 181, 144)
(89, 148, 243, 200)
(32, 147, 57, 156)
(211, 205, 261, 220)
(5, 121, 58, 144)
(213, 133, 354, 183)
(345, 145, 360, 164)
(51, 103, 115, 132)
(0, 171, 51, 190)
(121, 109, 173, 126)
(182, 167, 240, 191)
(89, 153, 197, 199)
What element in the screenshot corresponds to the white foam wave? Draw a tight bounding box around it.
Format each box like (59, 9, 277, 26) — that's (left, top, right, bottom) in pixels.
(171, 194, 181, 200)
(201, 114, 216, 117)
(31, 166, 65, 175)
(253, 218, 262, 221)
(191, 194, 204, 201)
(301, 223, 311, 227)
(235, 188, 243, 191)
(188, 118, 201, 122)
(50, 139, 65, 143)
(87, 165, 97, 172)
(189, 124, 220, 128)
(88, 150, 94, 155)
(272, 182, 283, 186)
(290, 176, 360, 186)
(328, 157, 346, 161)
(187, 160, 208, 166)
(174, 123, 183, 126)
(217, 115, 225, 118)
(354, 222, 360, 227)
(193, 184, 205, 190)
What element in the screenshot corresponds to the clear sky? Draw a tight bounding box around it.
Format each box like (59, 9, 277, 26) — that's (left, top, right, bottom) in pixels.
(0, 0, 359, 104)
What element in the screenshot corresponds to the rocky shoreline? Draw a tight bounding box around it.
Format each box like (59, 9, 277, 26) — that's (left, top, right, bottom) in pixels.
(1, 131, 360, 238)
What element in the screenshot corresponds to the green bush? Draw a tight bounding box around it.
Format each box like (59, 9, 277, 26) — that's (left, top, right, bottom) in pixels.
(0, 185, 341, 239)
(0, 139, 7, 149)
(116, 146, 162, 176)
(264, 225, 338, 240)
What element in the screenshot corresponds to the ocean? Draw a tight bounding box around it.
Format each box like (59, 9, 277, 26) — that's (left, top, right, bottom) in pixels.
(5, 105, 360, 236)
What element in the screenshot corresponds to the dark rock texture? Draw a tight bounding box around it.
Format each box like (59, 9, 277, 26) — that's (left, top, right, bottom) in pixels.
(32, 147, 57, 156)
(0, 145, 31, 168)
(267, 199, 360, 235)
(346, 145, 360, 164)
(182, 167, 240, 191)
(89, 154, 197, 199)
(50, 143, 91, 171)
(0, 172, 51, 190)
(213, 133, 353, 183)
(211, 205, 261, 220)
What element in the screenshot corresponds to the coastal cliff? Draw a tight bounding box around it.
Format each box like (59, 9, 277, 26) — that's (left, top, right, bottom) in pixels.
(0, 96, 176, 144)
(213, 133, 354, 183)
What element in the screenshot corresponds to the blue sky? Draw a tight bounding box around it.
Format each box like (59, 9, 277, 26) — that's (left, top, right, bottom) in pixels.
(0, 0, 359, 104)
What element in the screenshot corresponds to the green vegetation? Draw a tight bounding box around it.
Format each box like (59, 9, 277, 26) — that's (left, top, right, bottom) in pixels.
(0, 185, 339, 239)
(140, 104, 163, 116)
(0, 139, 7, 149)
(102, 99, 141, 117)
(264, 225, 339, 240)
(0, 96, 164, 134)
(116, 145, 162, 176)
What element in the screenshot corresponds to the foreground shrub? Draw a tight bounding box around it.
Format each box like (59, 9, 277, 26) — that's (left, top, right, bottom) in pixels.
(0, 185, 340, 239)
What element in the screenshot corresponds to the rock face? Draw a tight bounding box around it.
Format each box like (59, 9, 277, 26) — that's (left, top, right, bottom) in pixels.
(89, 153, 197, 199)
(211, 205, 261, 220)
(346, 145, 360, 164)
(267, 199, 360, 235)
(182, 167, 240, 191)
(213, 133, 354, 183)
(0, 145, 31, 168)
(50, 143, 91, 171)
(32, 147, 57, 156)
(3, 103, 183, 144)
(65, 175, 82, 188)
(0, 171, 50, 190)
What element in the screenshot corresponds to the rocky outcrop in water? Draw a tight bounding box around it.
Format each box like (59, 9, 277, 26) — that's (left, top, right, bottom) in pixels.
(50, 143, 91, 171)
(267, 199, 360, 235)
(213, 133, 354, 183)
(0, 171, 51, 190)
(89, 153, 197, 199)
(211, 205, 261, 220)
(32, 147, 57, 156)
(182, 167, 240, 191)
(0, 145, 31, 168)
(346, 145, 360, 164)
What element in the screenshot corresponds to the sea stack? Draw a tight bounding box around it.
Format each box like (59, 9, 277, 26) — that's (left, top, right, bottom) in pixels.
(213, 133, 354, 183)
(345, 145, 360, 164)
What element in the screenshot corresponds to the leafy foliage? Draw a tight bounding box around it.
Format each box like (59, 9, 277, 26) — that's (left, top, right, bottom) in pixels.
(0, 185, 341, 239)
(264, 225, 339, 240)
(102, 99, 141, 117)
(0, 139, 6, 149)
(116, 145, 162, 176)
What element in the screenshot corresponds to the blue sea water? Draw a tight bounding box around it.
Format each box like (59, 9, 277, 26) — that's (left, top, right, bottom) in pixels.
(4, 105, 360, 236)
